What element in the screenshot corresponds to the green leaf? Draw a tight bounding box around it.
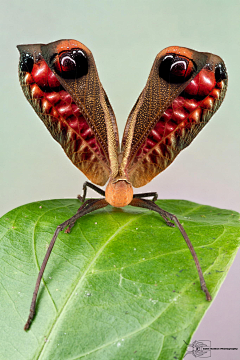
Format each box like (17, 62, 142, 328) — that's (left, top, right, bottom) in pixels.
(0, 199, 239, 360)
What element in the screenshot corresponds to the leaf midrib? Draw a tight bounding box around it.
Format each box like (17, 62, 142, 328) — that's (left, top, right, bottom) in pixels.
(62, 252, 216, 360)
(36, 210, 142, 359)
(36, 212, 226, 359)
(65, 234, 232, 360)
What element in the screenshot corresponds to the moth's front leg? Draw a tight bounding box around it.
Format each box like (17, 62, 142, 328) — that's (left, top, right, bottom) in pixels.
(133, 191, 158, 202)
(78, 181, 106, 203)
(66, 182, 106, 233)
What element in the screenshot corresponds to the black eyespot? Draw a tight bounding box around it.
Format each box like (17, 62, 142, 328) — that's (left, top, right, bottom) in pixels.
(19, 53, 34, 73)
(215, 63, 227, 82)
(54, 48, 88, 79)
(159, 54, 195, 84)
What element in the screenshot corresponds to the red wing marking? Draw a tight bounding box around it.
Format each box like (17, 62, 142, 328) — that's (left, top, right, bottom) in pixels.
(134, 66, 223, 163)
(24, 58, 105, 159)
(18, 42, 227, 189)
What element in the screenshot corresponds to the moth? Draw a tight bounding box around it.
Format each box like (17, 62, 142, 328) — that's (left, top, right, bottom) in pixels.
(17, 39, 228, 330)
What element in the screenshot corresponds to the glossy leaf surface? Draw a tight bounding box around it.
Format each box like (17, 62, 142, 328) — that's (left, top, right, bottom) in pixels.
(0, 199, 239, 360)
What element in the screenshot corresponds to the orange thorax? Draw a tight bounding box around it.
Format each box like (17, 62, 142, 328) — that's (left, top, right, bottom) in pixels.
(105, 179, 133, 207)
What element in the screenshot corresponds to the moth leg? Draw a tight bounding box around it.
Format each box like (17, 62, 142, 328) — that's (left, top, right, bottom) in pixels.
(70, 182, 105, 233)
(78, 181, 105, 203)
(65, 199, 100, 233)
(133, 195, 172, 226)
(24, 198, 108, 331)
(129, 197, 212, 302)
(133, 191, 158, 202)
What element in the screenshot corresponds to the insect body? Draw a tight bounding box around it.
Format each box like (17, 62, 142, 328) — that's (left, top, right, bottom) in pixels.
(17, 40, 228, 330)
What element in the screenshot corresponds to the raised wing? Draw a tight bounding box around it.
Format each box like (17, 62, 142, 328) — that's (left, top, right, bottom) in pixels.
(17, 40, 119, 186)
(120, 46, 228, 187)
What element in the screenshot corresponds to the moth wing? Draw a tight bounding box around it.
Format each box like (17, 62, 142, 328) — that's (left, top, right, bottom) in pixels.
(18, 39, 119, 186)
(120, 46, 227, 187)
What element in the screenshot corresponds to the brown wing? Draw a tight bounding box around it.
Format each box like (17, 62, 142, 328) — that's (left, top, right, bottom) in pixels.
(17, 39, 119, 186)
(120, 46, 228, 187)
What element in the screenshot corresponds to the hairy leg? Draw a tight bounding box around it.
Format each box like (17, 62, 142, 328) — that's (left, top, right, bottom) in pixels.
(24, 198, 108, 331)
(130, 197, 211, 302)
(66, 182, 106, 233)
(133, 191, 158, 202)
(79, 181, 105, 203)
